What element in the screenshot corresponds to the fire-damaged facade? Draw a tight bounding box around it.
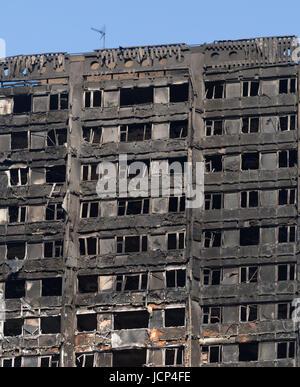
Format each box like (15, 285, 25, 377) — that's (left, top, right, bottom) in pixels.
(0, 35, 299, 367)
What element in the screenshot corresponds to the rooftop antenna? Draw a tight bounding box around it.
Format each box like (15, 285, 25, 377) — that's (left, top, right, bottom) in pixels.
(91, 26, 106, 49)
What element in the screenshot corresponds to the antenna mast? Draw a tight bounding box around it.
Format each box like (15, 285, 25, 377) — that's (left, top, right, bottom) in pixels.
(91, 26, 106, 49)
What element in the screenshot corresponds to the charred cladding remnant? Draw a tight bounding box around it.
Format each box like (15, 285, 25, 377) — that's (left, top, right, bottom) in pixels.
(0, 36, 299, 367)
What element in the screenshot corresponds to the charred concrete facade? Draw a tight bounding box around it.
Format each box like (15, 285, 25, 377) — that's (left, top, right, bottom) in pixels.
(0, 36, 299, 367)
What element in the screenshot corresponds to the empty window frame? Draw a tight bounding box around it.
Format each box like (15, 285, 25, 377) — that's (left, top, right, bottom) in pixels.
(205, 120, 223, 136)
(77, 314, 97, 332)
(47, 129, 67, 147)
(79, 237, 99, 256)
(164, 347, 184, 366)
(279, 150, 297, 168)
(240, 227, 260, 246)
(201, 346, 222, 364)
(84, 90, 102, 108)
(82, 126, 103, 144)
(241, 191, 259, 208)
(164, 308, 185, 327)
(167, 232, 185, 250)
(9, 206, 27, 223)
(202, 306, 222, 324)
(120, 123, 151, 142)
(240, 266, 259, 284)
(242, 117, 260, 133)
(46, 165, 66, 184)
(170, 84, 189, 103)
(279, 78, 296, 94)
(120, 87, 153, 106)
(81, 164, 98, 181)
(117, 235, 148, 254)
(118, 198, 149, 216)
(240, 304, 258, 322)
(116, 273, 148, 292)
(239, 343, 259, 362)
(276, 342, 295, 359)
(278, 188, 296, 205)
(9, 168, 28, 186)
(242, 152, 259, 170)
(13, 95, 32, 114)
(78, 275, 98, 294)
(40, 355, 60, 368)
(114, 311, 149, 330)
(277, 303, 294, 320)
(41, 278, 62, 297)
(41, 316, 61, 334)
(45, 203, 65, 221)
(203, 230, 222, 248)
(277, 264, 296, 281)
(5, 279, 26, 299)
(242, 81, 260, 97)
(166, 269, 186, 288)
(205, 193, 222, 210)
(205, 155, 223, 172)
(205, 81, 225, 99)
(76, 353, 95, 368)
(50, 93, 69, 110)
(170, 121, 188, 138)
(203, 268, 222, 286)
(44, 240, 64, 258)
(4, 319, 24, 337)
(7, 242, 26, 260)
(80, 202, 100, 218)
(1, 357, 22, 367)
(168, 196, 185, 213)
(278, 226, 296, 243)
(11, 131, 29, 150)
(279, 115, 296, 131)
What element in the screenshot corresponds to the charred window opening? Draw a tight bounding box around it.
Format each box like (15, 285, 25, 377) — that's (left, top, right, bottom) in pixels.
(4, 319, 24, 337)
(170, 121, 188, 138)
(117, 235, 148, 254)
(165, 308, 185, 327)
(42, 278, 62, 297)
(114, 310, 149, 330)
(50, 93, 69, 110)
(279, 189, 296, 205)
(277, 342, 295, 359)
(242, 117, 259, 133)
(241, 266, 258, 284)
(240, 227, 259, 246)
(46, 203, 65, 221)
(82, 164, 98, 181)
(81, 202, 100, 218)
(11, 131, 28, 150)
(116, 273, 148, 292)
(240, 304, 258, 322)
(205, 194, 222, 210)
(279, 115, 296, 131)
(84, 91, 102, 108)
(239, 343, 259, 362)
(205, 120, 223, 136)
(9, 206, 26, 223)
(166, 269, 186, 288)
(277, 303, 293, 320)
(78, 275, 98, 294)
(82, 126, 103, 144)
(170, 84, 189, 103)
(40, 355, 60, 368)
(41, 316, 61, 334)
(46, 165, 66, 183)
(77, 314, 97, 332)
(205, 81, 225, 99)
(120, 87, 153, 106)
(167, 232, 185, 250)
(202, 346, 222, 364)
(13, 95, 31, 114)
(277, 264, 296, 281)
(118, 198, 149, 216)
(241, 191, 259, 208)
(79, 237, 98, 256)
(203, 231, 222, 248)
(242, 81, 260, 97)
(113, 349, 146, 367)
(120, 123, 151, 142)
(7, 242, 26, 260)
(168, 196, 185, 213)
(205, 155, 223, 172)
(279, 150, 297, 168)
(47, 129, 67, 147)
(203, 268, 222, 286)
(242, 153, 259, 170)
(278, 226, 296, 243)
(76, 353, 95, 368)
(2, 357, 22, 368)
(5, 279, 25, 299)
(279, 78, 296, 94)
(165, 347, 184, 366)
(202, 306, 222, 324)
(44, 240, 63, 258)
(10, 168, 28, 186)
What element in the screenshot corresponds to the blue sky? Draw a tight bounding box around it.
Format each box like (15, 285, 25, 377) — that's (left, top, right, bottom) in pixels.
(1, 0, 299, 56)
